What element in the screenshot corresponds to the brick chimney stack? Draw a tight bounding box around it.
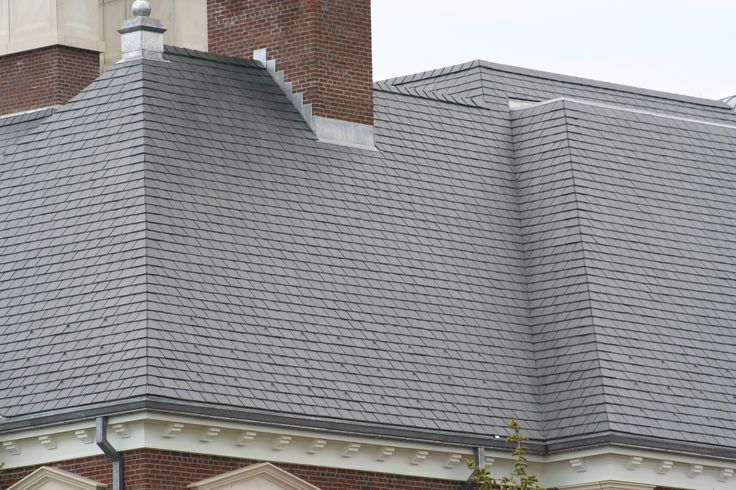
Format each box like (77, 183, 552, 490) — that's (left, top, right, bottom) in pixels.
(207, 0, 374, 148)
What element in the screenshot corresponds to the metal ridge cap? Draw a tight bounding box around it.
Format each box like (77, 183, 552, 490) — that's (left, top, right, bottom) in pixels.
(477, 59, 731, 110)
(511, 96, 736, 130)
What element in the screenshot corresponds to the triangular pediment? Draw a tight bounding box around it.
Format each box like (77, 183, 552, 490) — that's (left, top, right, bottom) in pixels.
(187, 462, 321, 490)
(7, 466, 107, 490)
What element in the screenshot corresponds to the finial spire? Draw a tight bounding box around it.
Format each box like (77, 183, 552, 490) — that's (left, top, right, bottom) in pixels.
(117, 0, 166, 63)
(132, 0, 152, 18)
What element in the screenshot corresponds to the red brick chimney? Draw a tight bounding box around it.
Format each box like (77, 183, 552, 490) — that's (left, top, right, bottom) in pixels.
(207, 0, 374, 148)
(0, 46, 100, 117)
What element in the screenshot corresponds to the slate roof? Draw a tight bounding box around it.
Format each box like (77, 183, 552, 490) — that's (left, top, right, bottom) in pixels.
(1, 47, 734, 457)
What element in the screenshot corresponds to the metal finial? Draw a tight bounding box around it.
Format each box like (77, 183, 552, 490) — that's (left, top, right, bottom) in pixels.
(132, 0, 151, 18)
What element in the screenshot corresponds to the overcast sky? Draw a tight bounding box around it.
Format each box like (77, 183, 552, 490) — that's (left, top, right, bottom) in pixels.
(372, 0, 734, 101)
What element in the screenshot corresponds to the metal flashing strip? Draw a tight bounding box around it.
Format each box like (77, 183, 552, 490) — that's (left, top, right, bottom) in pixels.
(312, 116, 376, 151)
(510, 96, 736, 131)
(0, 106, 60, 124)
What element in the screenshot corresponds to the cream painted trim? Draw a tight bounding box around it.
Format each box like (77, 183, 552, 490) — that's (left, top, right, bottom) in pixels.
(558, 482, 653, 490)
(187, 462, 321, 490)
(7, 466, 107, 490)
(0, 412, 734, 489)
(0, 0, 104, 56)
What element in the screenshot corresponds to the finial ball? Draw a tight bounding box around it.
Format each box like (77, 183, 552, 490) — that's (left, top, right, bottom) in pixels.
(132, 0, 151, 17)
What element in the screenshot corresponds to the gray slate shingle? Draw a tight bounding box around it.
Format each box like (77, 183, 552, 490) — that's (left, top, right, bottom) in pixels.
(1, 47, 734, 454)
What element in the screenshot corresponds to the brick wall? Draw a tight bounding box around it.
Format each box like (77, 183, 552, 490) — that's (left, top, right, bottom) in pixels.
(0, 448, 464, 490)
(207, 0, 373, 126)
(0, 45, 100, 116)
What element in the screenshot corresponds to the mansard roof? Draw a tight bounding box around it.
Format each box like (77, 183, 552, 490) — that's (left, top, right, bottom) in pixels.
(1, 47, 734, 458)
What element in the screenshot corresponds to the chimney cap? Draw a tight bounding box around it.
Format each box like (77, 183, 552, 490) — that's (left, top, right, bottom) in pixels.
(132, 0, 152, 18)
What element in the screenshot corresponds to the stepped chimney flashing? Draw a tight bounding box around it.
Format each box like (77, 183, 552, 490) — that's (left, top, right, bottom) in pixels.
(253, 49, 376, 150)
(209, 0, 375, 150)
(118, 0, 166, 63)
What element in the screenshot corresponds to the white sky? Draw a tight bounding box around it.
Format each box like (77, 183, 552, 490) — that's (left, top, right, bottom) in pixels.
(372, 0, 735, 101)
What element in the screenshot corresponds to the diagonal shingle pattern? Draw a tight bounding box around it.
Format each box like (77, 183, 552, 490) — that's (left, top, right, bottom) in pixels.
(141, 52, 538, 436)
(1, 47, 734, 456)
(0, 64, 150, 417)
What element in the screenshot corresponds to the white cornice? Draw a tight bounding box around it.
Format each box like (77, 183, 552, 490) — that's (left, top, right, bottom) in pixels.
(0, 412, 734, 489)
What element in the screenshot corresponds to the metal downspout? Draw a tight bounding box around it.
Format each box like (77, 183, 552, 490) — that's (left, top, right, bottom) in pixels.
(96, 416, 124, 490)
(461, 447, 486, 489)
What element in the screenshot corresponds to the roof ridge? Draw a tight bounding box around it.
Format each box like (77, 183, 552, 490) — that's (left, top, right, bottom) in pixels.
(477, 60, 730, 110)
(163, 45, 262, 68)
(375, 60, 480, 87)
(377, 58, 730, 111)
(374, 80, 487, 109)
(141, 62, 152, 400)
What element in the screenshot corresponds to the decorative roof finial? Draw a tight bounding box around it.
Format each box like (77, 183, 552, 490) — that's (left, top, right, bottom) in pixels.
(118, 0, 166, 63)
(132, 0, 152, 18)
